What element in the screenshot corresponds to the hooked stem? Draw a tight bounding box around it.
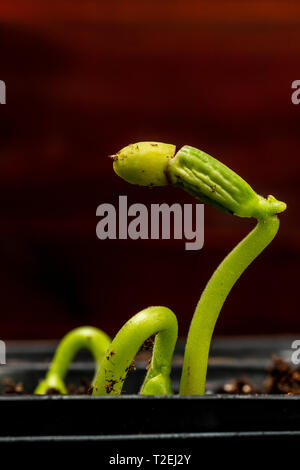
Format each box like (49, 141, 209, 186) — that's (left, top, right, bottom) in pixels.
(180, 215, 280, 395)
(34, 326, 111, 394)
(92, 306, 178, 395)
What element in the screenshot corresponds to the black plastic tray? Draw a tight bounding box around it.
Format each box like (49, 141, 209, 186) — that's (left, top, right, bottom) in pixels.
(0, 338, 298, 460)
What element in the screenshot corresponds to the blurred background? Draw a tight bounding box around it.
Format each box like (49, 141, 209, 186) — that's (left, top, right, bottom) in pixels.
(0, 1, 299, 340)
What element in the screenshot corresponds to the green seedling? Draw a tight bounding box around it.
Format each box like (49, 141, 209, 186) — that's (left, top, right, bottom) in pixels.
(36, 142, 286, 396)
(113, 142, 286, 395)
(93, 306, 178, 395)
(34, 326, 110, 394)
(35, 307, 177, 396)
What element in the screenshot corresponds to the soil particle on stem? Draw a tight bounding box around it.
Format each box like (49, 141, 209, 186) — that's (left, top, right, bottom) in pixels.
(145, 358, 152, 372)
(131, 360, 137, 371)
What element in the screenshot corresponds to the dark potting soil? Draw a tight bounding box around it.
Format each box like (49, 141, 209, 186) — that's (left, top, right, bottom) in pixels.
(218, 356, 300, 395)
(2, 377, 25, 394)
(2, 356, 300, 396)
(1, 377, 93, 395)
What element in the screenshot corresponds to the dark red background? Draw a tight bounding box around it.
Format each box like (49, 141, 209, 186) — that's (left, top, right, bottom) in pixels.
(0, 1, 299, 339)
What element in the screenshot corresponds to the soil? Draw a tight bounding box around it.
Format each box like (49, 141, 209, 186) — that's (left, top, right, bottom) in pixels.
(218, 356, 300, 395)
(2, 378, 25, 394)
(139, 335, 154, 352)
(217, 377, 259, 394)
(2, 355, 300, 395)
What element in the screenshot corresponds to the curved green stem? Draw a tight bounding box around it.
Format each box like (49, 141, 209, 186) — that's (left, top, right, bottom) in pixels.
(110, 142, 286, 396)
(180, 215, 280, 395)
(92, 306, 178, 395)
(34, 326, 111, 394)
